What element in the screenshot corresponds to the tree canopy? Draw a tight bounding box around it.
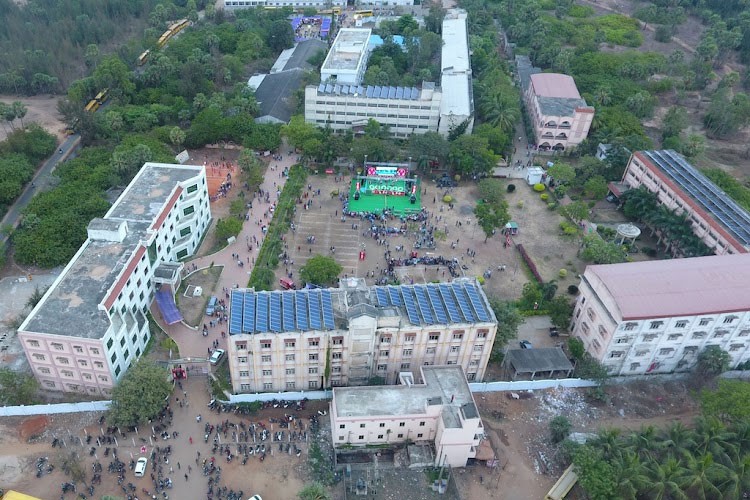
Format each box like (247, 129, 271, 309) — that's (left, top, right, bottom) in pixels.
(300, 255, 343, 287)
(108, 360, 172, 427)
(0, 367, 38, 405)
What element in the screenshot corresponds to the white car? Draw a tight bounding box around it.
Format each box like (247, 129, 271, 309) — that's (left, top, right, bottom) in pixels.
(209, 349, 226, 365)
(134, 457, 148, 477)
(248, 496, 263, 500)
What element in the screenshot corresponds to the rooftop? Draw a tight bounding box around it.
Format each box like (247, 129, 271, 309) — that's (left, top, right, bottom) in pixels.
(530, 73, 581, 99)
(333, 365, 477, 428)
(321, 28, 371, 72)
(228, 279, 495, 335)
(536, 95, 589, 117)
(440, 10, 472, 119)
(636, 150, 750, 249)
(584, 253, 750, 320)
(255, 69, 306, 123)
(315, 83, 425, 100)
(21, 163, 204, 339)
(505, 348, 574, 375)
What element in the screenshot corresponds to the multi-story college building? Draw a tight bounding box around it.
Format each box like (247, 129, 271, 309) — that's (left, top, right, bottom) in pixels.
(571, 253, 750, 376)
(330, 365, 484, 467)
(619, 150, 750, 254)
(18, 163, 211, 396)
(224, 0, 346, 9)
(225, 278, 497, 393)
(521, 72, 593, 151)
(304, 9, 472, 138)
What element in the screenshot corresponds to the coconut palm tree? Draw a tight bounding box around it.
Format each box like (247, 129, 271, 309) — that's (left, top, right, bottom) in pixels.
(695, 416, 738, 465)
(612, 450, 650, 499)
(481, 90, 520, 132)
(646, 457, 689, 500)
(678, 452, 727, 500)
(663, 422, 698, 461)
(628, 425, 661, 460)
(716, 454, 750, 499)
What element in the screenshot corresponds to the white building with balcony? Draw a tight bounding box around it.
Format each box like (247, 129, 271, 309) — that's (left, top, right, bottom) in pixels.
(572, 254, 750, 375)
(17, 163, 211, 396)
(330, 365, 484, 468)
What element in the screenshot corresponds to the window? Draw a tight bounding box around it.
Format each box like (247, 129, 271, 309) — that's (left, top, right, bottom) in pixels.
(723, 316, 736, 324)
(477, 329, 488, 339)
(417, 433, 423, 438)
(261, 355, 271, 363)
(428, 333, 439, 341)
(187, 184, 198, 194)
(380, 350, 389, 357)
(609, 351, 624, 358)
(359, 435, 365, 440)
(57, 356, 70, 365)
(110, 353, 117, 364)
(74, 345, 83, 353)
(380, 336, 391, 344)
(236, 342, 247, 350)
(667, 334, 682, 341)
(642, 334, 658, 342)
(450, 346, 459, 353)
(51, 342, 64, 351)
(426, 347, 436, 354)
(286, 354, 295, 361)
(404, 335, 415, 343)
(713, 331, 728, 338)
(400, 363, 410, 369)
(263, 383, 273, 390)
(239, 371, 249, 377)
(340, 424, 346, 429)
(675, 321, 688, 328)
(262, 370, 272, 376)
(730, 344, 745, 352)
(285, 341, 296, 348)
(261, 342, 272, 349)
(286, 382, 295, 389)
(377, 364, 387, 371)
(38, 367, 50, 374)
(587, 308, 596, 321)
(332, 337, 343, 345)
(624, 322, 638, 331)
(379, 423, 385, 428)
(114, 365, 121, 376)
(286, 368, 295, 375)
(238, 357, 247, 363)
(419, 421, 426, 427)
(470, 359, 479, 366)
(27, 340, 40, 347)
(94, 361, 104, 369)
(332, 367, 341, 373)
(378, 434, 384, 439)
(309, 353, 319, 361)
(398, 433, 404, 438)
(452, 333, 463, 340)
(630, 362, 640, 371)
(402, 349, 412, 357)
(467, 373, 476, 381)
(308, 339, 319, 347)
(78, 359, 88, 367)
(183, 205, 195, 216)
(616, 337, 629, 344)
(740, 330, 750, 337)
(473, 345, 484, 352)
(360, 423, 366, 428)
(659, 348, 675, 355)
(699, 318, 710, 326)
(332, 352, 342, 360)
(650, 321, 663, 330)
(692, 331, 706, 339)
(309, 367, 318, 374)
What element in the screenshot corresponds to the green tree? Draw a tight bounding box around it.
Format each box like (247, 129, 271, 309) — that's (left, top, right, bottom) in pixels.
(550, 415, 573, 443)
(700, 379, 750, 424)
(267, 20, 295, 52)
(300, 255, 343, 286)
(697, 345, 731, 377)
(548, 296, 573, 329)
(548, 163, 576, 186)
(580, 234, 626, 264)
(574, 446, 618, 500)
(584, 175, 609, 200)
(408, 131, 450, 171)
(298, 482, 331, 500)
(215, 218, 243, 242)
(561, 200, 590, 223)
(282, 115, 321, 151)
(474, 201, 508, 242)
(488, 298, 522, 359)
(108, 360, 172, 427)
(169, 126, 186, 151)
(0, 367, 38, 405)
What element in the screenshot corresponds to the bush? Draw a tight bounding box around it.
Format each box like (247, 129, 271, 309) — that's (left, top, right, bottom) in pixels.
(568, 5, 595, 17)
(540, 193, 549, 201)
(443, 194, 453, 203)
(549, 415, 572, 444)
(476, 275, 485, 285)
(567, 285, 579, 295)
(533, 183, 546, 192)
(215, 218, 243, 242)
(516, 201, 524, 209)
(517, 244, 543, 283)
(559, 269, 568, 278)
(507, 184, 516, 193)
(548, 202, 558, 210)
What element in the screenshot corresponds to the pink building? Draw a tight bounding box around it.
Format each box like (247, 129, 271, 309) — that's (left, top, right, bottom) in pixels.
(330, 365, 484, 468)
(17, 163, 211, 396)
(572, 254, 750, 375)
(620, 150, 750, 255)
(523, 73, 594, 152)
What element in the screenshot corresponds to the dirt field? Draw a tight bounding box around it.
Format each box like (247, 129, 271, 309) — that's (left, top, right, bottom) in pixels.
(179, 266, 224, 327)
(0, 95, 66, 143)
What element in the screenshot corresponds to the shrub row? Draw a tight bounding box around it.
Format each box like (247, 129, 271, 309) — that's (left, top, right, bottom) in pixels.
(516, 243, 544, 283)
(248, 164, 307, 290)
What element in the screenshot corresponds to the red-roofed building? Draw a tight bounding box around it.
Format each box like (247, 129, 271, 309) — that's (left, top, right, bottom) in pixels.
(523, 73, 594, 152)
(572, 253, 750, 375)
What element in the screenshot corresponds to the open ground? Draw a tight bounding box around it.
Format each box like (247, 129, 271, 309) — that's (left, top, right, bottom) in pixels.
(0, 95, 65, 143)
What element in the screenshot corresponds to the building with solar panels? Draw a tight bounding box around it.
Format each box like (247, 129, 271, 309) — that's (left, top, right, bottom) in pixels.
(621, 150, 750, 254)
(225, 278, 497, 393)
(18, 163, 211, 396)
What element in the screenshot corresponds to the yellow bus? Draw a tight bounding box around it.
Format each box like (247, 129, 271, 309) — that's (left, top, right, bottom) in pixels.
(355, 9, 373, 17)
(138, 50, 151, 66)
(84, 100, 99, 113)
(94, 88, 109, 104)
(320, 7, 342, 15)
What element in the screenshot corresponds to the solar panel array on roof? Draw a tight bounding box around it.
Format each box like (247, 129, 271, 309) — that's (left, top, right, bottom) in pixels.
(643, 150, 750, 246)
(318, 84, 420, 100)
(229, 289, 335, 335)
(373, 282, 492, 326)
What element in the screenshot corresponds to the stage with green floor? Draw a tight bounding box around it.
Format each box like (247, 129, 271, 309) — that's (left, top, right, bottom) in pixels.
(348, 176, 422, 215)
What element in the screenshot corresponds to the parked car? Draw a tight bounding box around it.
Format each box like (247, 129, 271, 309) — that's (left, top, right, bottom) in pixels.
(134, 457, 148, 477)
(520, 340, 533, 349)
(549, 327, 559, 337)
(209, 349, 226, 365)
(279, 278, 296, 290)
(205, 296, 218, 316)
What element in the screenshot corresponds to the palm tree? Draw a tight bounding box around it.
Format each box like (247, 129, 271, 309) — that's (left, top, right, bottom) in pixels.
(612, 450, 650, 499)
(716, 454, 750, 499)
(646, 457, 689, 500)
(594, 428, 624, 460)
(481, 91, 520, 132)
(694, 416, 737, 465)
(628, 425, 661, 460)
(663, 422, 698, 461)
(678, 452, 727, 500)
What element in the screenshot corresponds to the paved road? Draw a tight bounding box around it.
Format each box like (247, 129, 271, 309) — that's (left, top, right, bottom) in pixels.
(0, 133, 81, 245)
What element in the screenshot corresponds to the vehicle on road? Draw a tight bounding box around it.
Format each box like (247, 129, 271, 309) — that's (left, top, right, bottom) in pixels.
(520, 340, 532, 349)
(209, 349, 226, 365)
(134, 457, 148, 477)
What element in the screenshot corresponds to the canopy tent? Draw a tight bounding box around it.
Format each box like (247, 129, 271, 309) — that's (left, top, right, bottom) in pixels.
(155, 288, 183, 325)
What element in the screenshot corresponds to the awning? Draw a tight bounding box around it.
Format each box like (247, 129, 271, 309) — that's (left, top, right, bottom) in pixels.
(155, 289, 183, 325)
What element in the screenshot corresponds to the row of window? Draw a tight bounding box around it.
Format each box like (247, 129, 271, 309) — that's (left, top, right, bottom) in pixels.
(314, 101, 434, 110)
(313, 119, 431, 129)
(37, 365, 110, 383)
(239, 380, 319, 390)
(339, 432, 423, 441)
(340, 421, 427, 430)
(41, 380, 108, 394)
(314, 110, 433, 119)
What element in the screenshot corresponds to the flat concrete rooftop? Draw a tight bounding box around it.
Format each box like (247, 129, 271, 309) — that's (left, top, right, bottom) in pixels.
(322, 29, 371, 72)
(333, 365, 476, 427)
